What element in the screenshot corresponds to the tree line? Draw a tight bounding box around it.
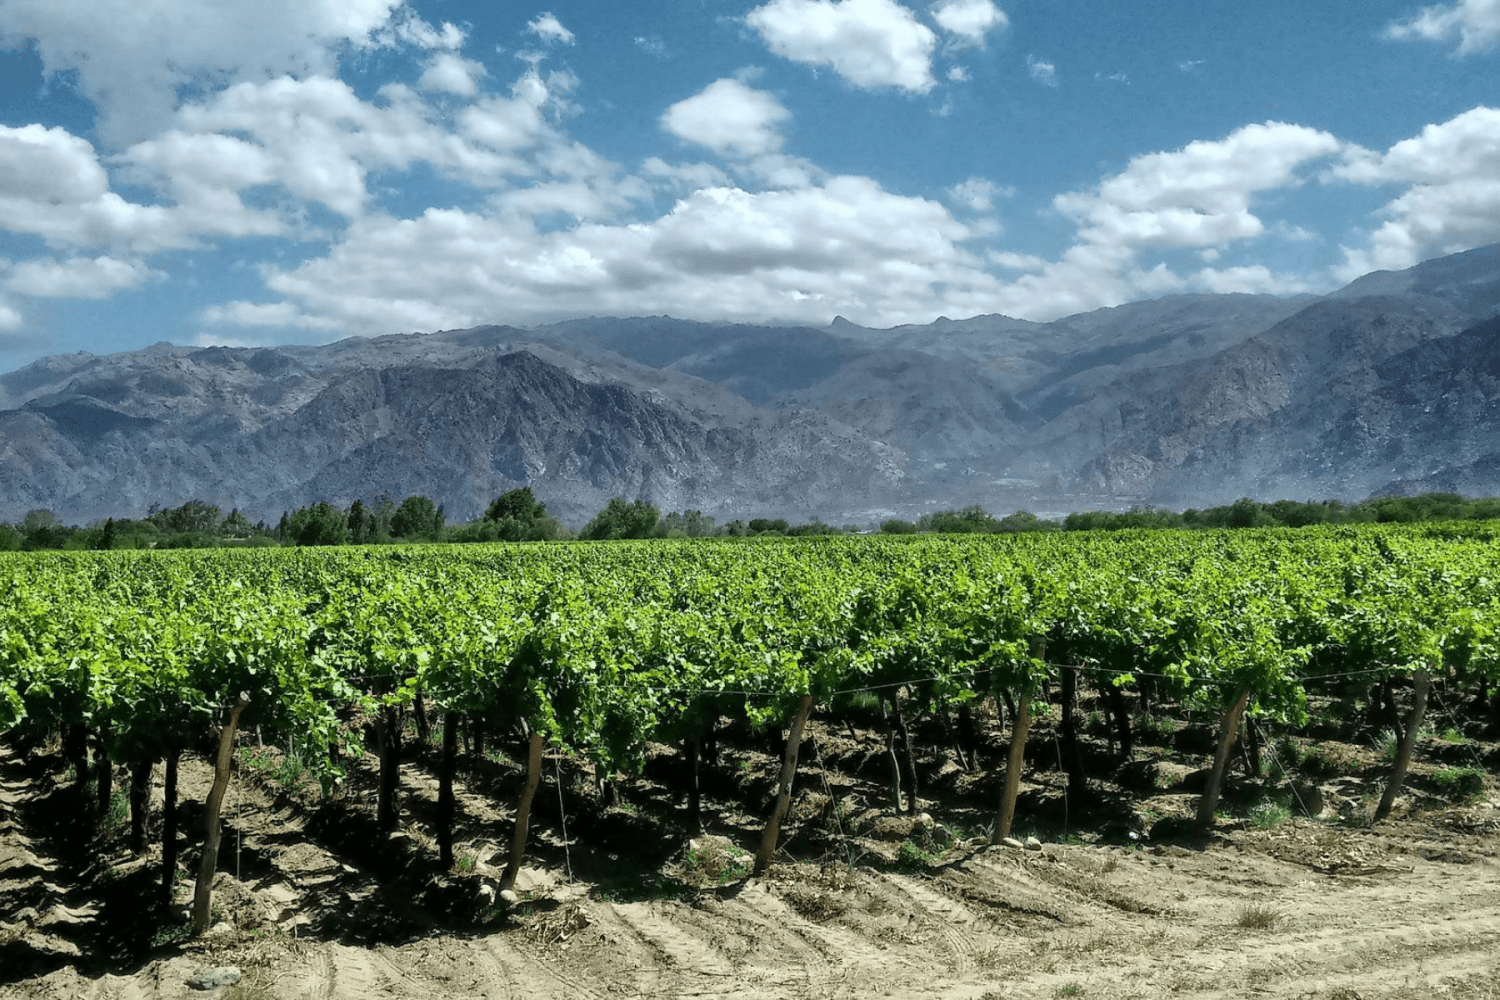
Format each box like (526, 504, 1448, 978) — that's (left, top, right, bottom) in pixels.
(6, 490, 1500, 551)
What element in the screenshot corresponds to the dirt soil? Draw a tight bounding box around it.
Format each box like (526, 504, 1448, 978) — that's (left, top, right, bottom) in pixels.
(4, 709, 1500, 1000)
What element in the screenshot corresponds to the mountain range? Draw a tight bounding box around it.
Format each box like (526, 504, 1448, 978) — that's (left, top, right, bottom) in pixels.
(3, 242, 1499, 526)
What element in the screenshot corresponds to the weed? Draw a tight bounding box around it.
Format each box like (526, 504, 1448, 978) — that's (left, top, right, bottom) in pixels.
(274, 752, 307, 794)
(1247, 798, 1291, 830)
(452, 850, 478, 875)
(151, 919, 190, 948)
(1440, 726, 1468, 745)
(1138, 714, 1177, 740)
(1373, 728, 1400, 762)
(1234, 904, 1279, 930)
(1433, 767, 1486, 803)
(682, 843, 751, 886)
(103, 789, 128, 830)
(1054, 985, 1086, 998)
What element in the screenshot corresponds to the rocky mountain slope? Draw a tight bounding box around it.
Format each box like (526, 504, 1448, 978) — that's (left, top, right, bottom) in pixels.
(2, 243, 1498, 525)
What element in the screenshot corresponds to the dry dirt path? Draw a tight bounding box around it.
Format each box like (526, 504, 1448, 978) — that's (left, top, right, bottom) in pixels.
(8, 817, 1499, 1000)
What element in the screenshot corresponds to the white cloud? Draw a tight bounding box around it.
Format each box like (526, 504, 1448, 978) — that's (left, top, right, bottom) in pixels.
(641, 157, 734, 191)
(661, 79, 791, 157)
(979, 122, 1342, 319)
(200, 300, 344, 330)
(3, 255, 164, 298)
(931, 0, 1007, 44)
(200, 176, 1007, 333)
(0, 0, 424, 148)
(418, 53, 488, 96)
(527, 12, 575, 45)
(1387, 0, 1500, 53)
(746, 0, 938, 93)
(1191, 264, 1312, 296)
(1331, 106, 1500, 278)
(947, 65, 970, 81)
(0, 124, 182, 251)
(1057, 122, 1342, 250)
(1027, 55, 1058, 87)
(947, 176, 1008, 213)
(0, 300, 21, 332)
(635, 35, 669, 59)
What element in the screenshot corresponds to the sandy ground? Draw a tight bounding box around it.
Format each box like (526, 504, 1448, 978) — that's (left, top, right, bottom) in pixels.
(3, 723, 1499, 1000)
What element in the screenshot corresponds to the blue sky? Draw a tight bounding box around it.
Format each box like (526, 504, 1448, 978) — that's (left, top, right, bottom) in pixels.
(0, 0, 1497, 371)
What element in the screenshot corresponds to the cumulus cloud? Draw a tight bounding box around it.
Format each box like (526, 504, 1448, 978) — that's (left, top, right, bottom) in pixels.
(2, 255, 164, 298)
(0, 124, 182, 251)
(1330, 106, 1500, 279)
(1386, 0, 1500, 53)
(931, 0, 1007, 45)
(418, 53, 488, 96)
(200, 176, 1007, 333)
(527, 12, 575, 45)
(0, 0, 439, 148)
(947, 176, 1008, 213)
(746, 0, 938, 92)
(1027, 55, 1058, 86)
(979, 122, 1343, 318)
(661, 79, 791, 157)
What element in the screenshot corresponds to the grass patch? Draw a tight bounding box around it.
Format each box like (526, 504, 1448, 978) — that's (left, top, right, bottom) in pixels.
(1234, 903, 1280, 930)
(681, 842, 751, 886)
(1247, 798, 1292, 830)
(1433, 767, 1486, 803)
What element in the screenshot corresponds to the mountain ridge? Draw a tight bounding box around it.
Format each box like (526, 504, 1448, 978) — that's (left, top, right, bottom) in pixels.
(4, 244, 1500, 525)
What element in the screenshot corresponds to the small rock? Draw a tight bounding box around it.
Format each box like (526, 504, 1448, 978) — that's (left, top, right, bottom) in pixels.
(1000, 837, 1024, 850)
(187, 967, 242, 991)
(499, 889, 519, 906)
(209, 922, 233, 936)
(1023, 836, 1043, 851)
(915, 812, 935, 829)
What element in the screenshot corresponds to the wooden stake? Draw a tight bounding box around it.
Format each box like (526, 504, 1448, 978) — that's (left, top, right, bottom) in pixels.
(996, 691, 1032, 839)
(754, 695, 813, 876)
(193, 692, 249, 935)
(500, 730, 544, 892)
(1196, 686, 1252, 831)
(1375, 670, 1431, 823)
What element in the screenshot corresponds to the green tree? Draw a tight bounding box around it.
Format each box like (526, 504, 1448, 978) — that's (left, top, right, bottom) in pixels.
(149, 500, 223, 536)
(660, 509, 715, 537)
(580, 497, 660, 540)
(221, 508, 254, 537)
(287, 501, 349, 546)
(484, 487, 556, 541)
(390, 495, 444, 540)
(347, 500, 375, 544)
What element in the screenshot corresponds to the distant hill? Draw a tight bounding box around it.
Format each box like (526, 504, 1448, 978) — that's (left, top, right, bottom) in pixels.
(2, 244, 1498, 525)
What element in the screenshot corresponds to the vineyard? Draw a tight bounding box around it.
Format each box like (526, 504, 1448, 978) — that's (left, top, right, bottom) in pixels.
(3, 527, 1500, 999)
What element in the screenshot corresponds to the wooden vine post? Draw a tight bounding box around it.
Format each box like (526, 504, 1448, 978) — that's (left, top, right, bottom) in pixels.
(1375, 669, 1431, 822)
(437, 713, 458, 869)
(997, 638, 1045, 840)
(500, 730, 545, 892)
(996, 691, 1031, 839)
(754, 695, 814, 876)
(160, 747, 180, 906)
(1195, 686, 1252, 831)
(192, 692, 249, 935)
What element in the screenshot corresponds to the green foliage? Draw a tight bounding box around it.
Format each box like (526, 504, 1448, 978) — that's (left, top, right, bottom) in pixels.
(390, 495, 444, 540)
(1432, 767, 1486, 802)
(286, 501, 349, 546)
(1247, 798, 1292, 829)
(682, 843, 751, 885)
(580, 497, 660, 540)
(879, 518, 918, 534)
